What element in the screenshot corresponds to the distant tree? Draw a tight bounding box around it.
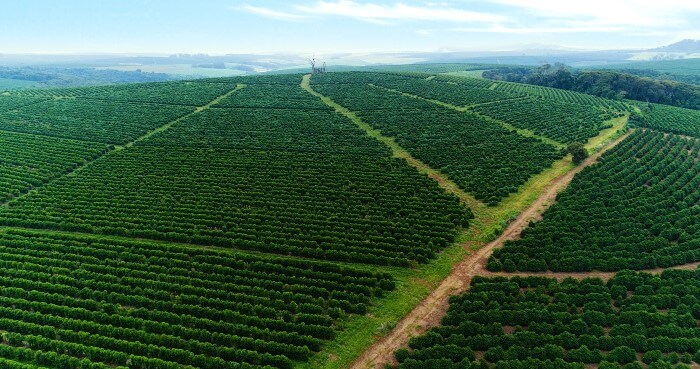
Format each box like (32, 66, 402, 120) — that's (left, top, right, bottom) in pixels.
(567, 142, 589, 164)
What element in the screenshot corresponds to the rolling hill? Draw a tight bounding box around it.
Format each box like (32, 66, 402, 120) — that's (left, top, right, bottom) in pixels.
(0, 68, 698, 369)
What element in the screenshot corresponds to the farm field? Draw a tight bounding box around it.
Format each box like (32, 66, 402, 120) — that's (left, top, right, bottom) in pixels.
(0, 72, 478, 368)
(396, 270, 700, 368)
(630, 103, 700, 137)
(0, 131, 109, 203)
(491, 80, 632, 111)
(0, 68, 698, 369)
(387, 74, 700, 369)
(0, 98, 194, 144)
(311, 72, 565, 205)
(488, 130, 700, 272)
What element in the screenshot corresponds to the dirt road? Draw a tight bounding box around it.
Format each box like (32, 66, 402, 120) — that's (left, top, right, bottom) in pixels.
(350, 130, 633, 369)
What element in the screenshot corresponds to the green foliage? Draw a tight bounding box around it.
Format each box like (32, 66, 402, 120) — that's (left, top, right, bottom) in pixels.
(0, 98, 194, 144)
(489, 71, 631, 111)
(485, 64, 699, 109)
(312, 72, 562, 205)
(475, 96, 615, 144)
(395, 271, 700, 368)
(490, 130, 700, 272)
(374, 75, 520, 106)
(567, 142, 588, 164)
(607, 346, 637, 364)
(575, 71, 699, 110)
(0, 131, 109, 202)
(0, 229, 395, 368)
(629, 103, 700, 137)
(0, 80, 470, 266)
(644, 350, 664, 364)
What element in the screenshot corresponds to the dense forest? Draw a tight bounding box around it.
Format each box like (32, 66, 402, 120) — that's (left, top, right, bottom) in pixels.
(483, 64, 700, 110)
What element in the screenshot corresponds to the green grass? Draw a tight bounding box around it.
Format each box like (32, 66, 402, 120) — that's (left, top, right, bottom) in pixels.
(585, 113, 629, 153)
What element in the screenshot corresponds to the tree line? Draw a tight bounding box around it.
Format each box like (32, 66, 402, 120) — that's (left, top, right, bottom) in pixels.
(484, 64, 700, 110)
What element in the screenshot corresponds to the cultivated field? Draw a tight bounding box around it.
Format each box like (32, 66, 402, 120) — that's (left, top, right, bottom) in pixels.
(0, 69, 698, 369)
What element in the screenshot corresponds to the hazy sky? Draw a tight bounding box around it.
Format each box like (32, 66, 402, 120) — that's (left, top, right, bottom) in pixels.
(1, 0, 698, 54)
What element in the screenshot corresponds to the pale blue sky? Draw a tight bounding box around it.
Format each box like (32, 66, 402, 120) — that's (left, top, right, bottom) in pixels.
(0, 0, 698, 54)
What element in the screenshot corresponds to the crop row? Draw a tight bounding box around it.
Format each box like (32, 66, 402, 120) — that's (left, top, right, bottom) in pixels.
(218, 73, 310, 85)
(489, 130, 700, 272)
(0, 75, 473, 368)
(493, 80, 631, 111)
(215, 83, 329, 110)
(0, 146, 469, 265)
(0, 98, 194, 144)
(630, 102, 700, 137)
(4, 85, 113, 98)
(312, 73, 562, 205)
(303, 71, 423, 86)
(0, 78, 470, 265)
(471, 96, 617, 144)
(432, 74, 496, 89)
(0, 230, 394, 369)
(80, 80, 236, 106)
(0, 94, 46, 112)
(396, 270, 700, 368)
(372, 75, 523, 107)
(0, 130, 109, 203)
(143, 107, 389, 154)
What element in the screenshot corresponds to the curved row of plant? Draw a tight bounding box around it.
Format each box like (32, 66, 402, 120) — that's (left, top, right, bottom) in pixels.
(0, 229, 395, 369)
(433, 74, 495, 89)
(0, 98, 194, 144)
(396, 270, 700, 369)
(215, 83, 329, 110)
(0, 81, 471, 266)
(491, 77, 633, 112)
(470, 96, 619, 144)
(371, 75, 522, 107)
(81, 80, 235, 106)
(630, 103, 700, 138)
(0, 75, 476, 369)
(489, 130, 700, 272)
(312, 73, 562, 205)
(0, 95, 46, 112)
(0, 146, 468, 266)
(0, 130, 109, 203)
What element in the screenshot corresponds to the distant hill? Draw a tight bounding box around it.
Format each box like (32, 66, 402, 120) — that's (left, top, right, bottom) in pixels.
(651, 39, 700, 53)
(0, 66, 173, 90)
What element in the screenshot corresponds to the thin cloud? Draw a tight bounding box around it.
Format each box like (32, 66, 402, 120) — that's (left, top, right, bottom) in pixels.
(489, 0, 699, 28)
(237, 0, 698, 41)
(453, 25, 626, 34)
(239, 4, 308, 20)
(295, 1, 508, 23)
